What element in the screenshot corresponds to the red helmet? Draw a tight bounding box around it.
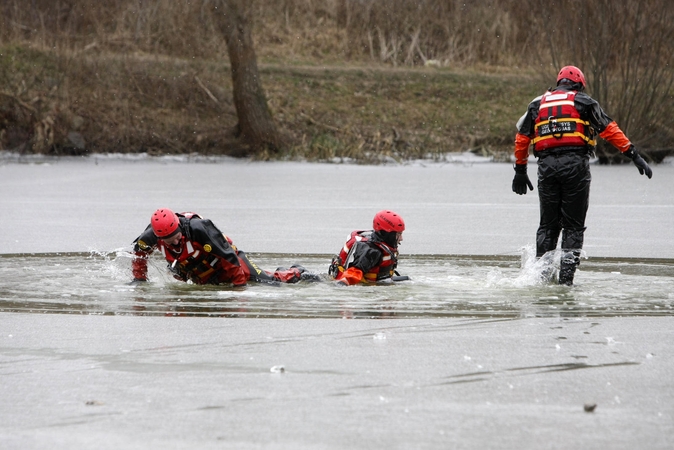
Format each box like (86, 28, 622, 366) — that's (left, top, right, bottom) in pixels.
(557, 65, 586, 88)
(373, 210, 405, 233)
(151, 208, 180, 238)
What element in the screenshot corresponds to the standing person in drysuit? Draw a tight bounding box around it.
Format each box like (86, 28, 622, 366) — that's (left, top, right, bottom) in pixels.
(328, 210, 406, 285)
(131, 208, 313, 286)
(511, 65, 652, 285)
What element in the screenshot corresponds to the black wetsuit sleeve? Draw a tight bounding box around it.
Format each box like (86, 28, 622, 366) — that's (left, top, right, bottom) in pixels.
(575, 92, 614, 133)
(133, 225, 158, 252)
(188, 219, 241, 268)
(345, 241, 383, 273)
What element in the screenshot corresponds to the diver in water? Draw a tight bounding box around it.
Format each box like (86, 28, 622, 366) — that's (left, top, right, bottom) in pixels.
(328, 210, 407, 285)
(131, 208, 317, 286)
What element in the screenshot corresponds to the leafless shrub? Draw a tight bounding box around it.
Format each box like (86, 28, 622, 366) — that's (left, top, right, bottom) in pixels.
(332, 0, 523, 67)
(0, 0, 526, 66)
(522, 0, 674, 159)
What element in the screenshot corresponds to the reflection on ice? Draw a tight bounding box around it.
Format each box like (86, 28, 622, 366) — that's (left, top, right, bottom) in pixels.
(1, 249, 672, 318)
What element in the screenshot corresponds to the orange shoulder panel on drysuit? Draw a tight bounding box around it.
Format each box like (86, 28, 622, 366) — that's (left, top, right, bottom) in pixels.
(514, 133, 532, 165)
(599, 121, 632, 153)
(338, 267, 364, 285)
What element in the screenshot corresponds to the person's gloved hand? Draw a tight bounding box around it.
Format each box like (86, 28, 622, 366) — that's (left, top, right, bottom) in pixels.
(512, 164, 534, 195)
(624, 145, 653, 178)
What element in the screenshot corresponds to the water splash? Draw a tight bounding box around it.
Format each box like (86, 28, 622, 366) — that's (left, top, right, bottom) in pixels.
(0, 251, 672, 318)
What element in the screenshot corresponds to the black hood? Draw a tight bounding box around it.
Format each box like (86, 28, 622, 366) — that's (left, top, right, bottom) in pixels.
(555, 79, 584, 92)
(374, 230, 398, 249)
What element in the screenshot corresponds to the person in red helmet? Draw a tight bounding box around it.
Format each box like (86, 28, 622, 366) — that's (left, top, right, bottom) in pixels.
(328, 210, 407, 285)
(512, 65, 653, 285)
(131, 208, 315, 286)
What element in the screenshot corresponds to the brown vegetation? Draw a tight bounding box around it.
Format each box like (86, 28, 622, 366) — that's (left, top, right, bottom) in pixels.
(1, 0, 672, 161)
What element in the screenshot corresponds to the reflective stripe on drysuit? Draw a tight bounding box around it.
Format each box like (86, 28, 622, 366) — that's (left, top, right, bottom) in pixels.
(532, 90, 595, 151)
(330, 230, 398, 284)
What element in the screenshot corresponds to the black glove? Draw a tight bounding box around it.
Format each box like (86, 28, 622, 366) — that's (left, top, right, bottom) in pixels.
(391, 275, 410, 282)
(512, 164, 534, 195)
(624, 145, 652, 179)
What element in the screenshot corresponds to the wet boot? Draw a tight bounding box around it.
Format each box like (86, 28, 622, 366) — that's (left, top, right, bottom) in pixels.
(293, 264, 323, 282)
(558, 263, 576, 286)
(273, 265, 322, 283)
(558, 251, 580, 286)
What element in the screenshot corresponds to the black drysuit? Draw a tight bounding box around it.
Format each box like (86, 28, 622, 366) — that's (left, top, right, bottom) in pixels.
(516, 84, 615, 258)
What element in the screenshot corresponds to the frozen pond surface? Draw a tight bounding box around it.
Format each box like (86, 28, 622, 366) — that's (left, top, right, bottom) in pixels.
(2, 314, 673, 450)
(1, 153, 673, 257)
(1, 154, 673, 449)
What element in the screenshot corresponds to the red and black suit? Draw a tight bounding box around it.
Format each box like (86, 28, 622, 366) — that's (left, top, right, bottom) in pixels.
(132, 213, 303, 286)
(515, 84, 633, 258)
(328, 230, 398, 285)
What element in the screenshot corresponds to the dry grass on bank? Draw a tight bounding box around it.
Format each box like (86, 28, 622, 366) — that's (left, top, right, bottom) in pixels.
(0, 45, 542, 161)
(1, 0, 673, 161)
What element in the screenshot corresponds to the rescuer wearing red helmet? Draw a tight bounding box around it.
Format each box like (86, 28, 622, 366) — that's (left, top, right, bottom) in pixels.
(328, 210, 407, 285)
(511, 65, 652, 285)
(131, 208, 315, 286)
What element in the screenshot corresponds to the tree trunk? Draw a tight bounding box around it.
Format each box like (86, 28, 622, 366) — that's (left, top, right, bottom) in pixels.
(211, 0, 283, 154)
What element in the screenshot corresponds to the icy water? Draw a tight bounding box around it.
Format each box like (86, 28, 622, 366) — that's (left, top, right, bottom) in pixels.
(1, 250, 673, 318)
(1, 154, 673, 449)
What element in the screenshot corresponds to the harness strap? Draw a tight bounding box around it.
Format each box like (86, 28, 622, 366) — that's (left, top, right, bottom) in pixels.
(532, 132, 596, 146)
